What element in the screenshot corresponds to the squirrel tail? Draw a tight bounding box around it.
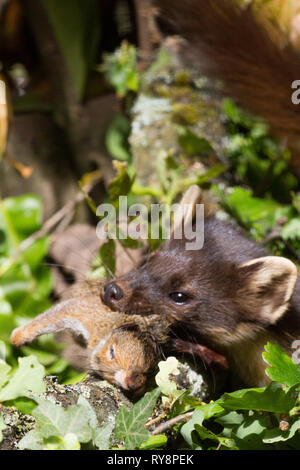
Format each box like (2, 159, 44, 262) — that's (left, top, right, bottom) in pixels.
(154, 0, 300, 168)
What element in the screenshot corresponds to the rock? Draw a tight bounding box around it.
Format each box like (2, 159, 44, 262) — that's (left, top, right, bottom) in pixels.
(0, 375, 131, 450)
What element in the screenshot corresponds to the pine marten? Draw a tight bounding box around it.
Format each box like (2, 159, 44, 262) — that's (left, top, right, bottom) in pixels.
(101, 187, 300, 387)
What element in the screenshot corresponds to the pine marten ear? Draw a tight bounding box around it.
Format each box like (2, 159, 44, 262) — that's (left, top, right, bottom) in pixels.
(172, 185, 202, 236)
(236, 256, 298, 324)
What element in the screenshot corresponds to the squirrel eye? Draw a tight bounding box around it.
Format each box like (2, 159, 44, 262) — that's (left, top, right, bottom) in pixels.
(108, 346, 115, 360)
(169, 292, 189, 305)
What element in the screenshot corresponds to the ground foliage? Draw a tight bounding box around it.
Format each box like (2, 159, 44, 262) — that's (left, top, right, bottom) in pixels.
(0, 41, 299, 450)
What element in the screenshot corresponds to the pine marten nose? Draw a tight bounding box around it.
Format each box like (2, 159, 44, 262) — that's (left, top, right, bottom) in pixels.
(103, 282, 124, 308)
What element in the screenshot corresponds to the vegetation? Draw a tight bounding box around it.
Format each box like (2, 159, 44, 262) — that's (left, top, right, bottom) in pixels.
(0, 0, 299, 451)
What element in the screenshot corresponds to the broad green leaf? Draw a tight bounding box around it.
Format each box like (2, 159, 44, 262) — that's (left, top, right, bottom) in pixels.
(2, 195, 42, 238)
(196, 164, 225, 185)
(97, 239, 116, 277)
(102, 43, 140, 97)
(114, 388, 161, 450)
(18, 429, 45, 450)
(42, 0, 100, 99)
(0, 356, 46, 402)
(106, 114, 131, 162)
(94, 422, 114, 450)
(263, 419, 300, 443)
(181, 403, 224, 448)
(234, 414, 268, 440)
(0, 340, 6, 361)
(194, 424, 237, 449)
(32, 398, 92, 443)
(0, 361, 11, 389)
(77, 396, 114, 449)
(140, 434, 168, 450)
(281, 217, 300, 241)
(178, 126, 213, 155)
(219, 382, 298, 414)
(263, 342, 300, 387)
(108, 161, 134, 201)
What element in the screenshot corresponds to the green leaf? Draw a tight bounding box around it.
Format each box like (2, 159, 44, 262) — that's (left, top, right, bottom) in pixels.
(102, 43, 140, 97)
(281, 217, 300, 241)
(97, 238, 116, 277)
(114, 388, 161, 450)
(196, 164, 225, 185)
(263, 342, 300, 387)
(19, 397, 95, 450)
(140, 434, 168, 450)
(106, 114, 131, 162)
(219, 382, 298, 414)
(42, 0, 100, 99)
(94, 422, 114, 450)
(0, 356, 46, 402)
(178, 127, 213, 155)
(194, 424, 237, 449)
(181, 403, 224, 448)
(263, 419, 300, 443)
(108, 161, 135, 201)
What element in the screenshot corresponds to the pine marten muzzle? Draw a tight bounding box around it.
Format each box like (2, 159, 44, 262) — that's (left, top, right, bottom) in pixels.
(102, 214, 300, 387)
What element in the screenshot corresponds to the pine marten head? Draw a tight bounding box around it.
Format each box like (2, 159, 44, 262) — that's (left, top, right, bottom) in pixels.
(102, 216, 298, 357)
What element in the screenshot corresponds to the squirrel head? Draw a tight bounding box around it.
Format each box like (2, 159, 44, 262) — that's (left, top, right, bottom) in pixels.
(89, 328, 157, 392)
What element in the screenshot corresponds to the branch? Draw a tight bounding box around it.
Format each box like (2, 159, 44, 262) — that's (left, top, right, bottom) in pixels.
(151, 411, 193, 435)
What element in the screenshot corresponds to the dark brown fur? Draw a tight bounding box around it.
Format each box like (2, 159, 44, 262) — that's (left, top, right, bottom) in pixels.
(102, 216, 300, 386)
(153, 0, 300, 172)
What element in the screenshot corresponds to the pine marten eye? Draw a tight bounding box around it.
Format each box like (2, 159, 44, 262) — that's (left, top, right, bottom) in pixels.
(169, 292, 189, 305)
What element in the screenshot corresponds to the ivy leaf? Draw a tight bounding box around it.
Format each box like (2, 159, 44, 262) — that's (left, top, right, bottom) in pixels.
(94, 422, 115, 450)
(33, 398, 92, 441)
(219, 382, 298, 414)
(262, 342, 300, 387)
(77, 396, 114, 449)
(0, 341, 11, 390)
(139, 434, 168, 450)
(0, 356, 46, 402)
(18, 397, 93, 450)
(114, 388, 161, 450)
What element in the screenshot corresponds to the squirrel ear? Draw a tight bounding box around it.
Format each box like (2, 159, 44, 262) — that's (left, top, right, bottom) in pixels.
(236, 256, 297, 324)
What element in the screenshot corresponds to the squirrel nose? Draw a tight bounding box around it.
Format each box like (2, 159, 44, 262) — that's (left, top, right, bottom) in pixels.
(103, 282, 124, 308)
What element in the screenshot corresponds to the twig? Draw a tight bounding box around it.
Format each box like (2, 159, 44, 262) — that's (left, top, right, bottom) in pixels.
(151, 412, 193, 435)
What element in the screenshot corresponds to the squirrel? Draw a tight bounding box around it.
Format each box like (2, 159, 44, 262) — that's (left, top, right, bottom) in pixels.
(101, 186, 300, 387)
(10, 281, 170, 392)
(152, 0, 300, 175)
